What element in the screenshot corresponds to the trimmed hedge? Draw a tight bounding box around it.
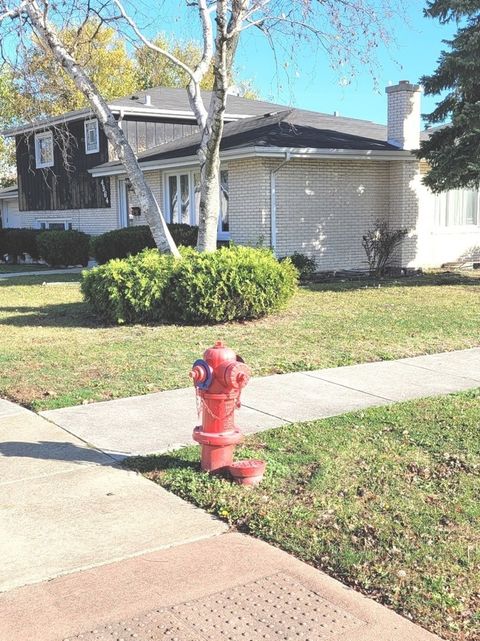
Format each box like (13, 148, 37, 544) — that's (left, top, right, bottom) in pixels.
(91, 224, 198, 264)
(37, 230, 90, 267)
(0, 228, 42, 263)
(81, 246, 298, 325)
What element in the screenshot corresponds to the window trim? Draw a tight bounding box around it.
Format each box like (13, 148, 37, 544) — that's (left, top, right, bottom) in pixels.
(433, 189, 480, 229)
(37, 219, 73, 231)
(34, 131, 54, 169)
(163, 167, 230, 240)
(84, 118, 100, 154)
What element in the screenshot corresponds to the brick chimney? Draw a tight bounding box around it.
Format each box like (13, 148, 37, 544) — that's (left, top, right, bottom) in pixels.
(386, 80, 421, 150)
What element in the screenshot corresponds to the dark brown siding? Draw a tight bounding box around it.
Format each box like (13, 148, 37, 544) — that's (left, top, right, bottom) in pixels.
(122, 117, 198, 153)
(16, 119, 110, 212)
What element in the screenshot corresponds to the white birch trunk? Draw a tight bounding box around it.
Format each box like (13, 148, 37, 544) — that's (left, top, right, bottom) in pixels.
(24, 0, 179, 257)
(195, 1, 241, 252)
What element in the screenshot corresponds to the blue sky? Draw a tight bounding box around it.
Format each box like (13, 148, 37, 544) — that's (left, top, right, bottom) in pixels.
(130, 1, 457, 126)
(232, 5, 457, 126)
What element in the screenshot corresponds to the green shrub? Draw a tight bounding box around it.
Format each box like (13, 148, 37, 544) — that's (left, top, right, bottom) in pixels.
(0, 228, 41, 263)
(281, 252, 316, 280)
(168, 223, 198, 248)
(81, 249, 176, 324)
(37, 230, 90, 267)
(91, 224, 198, 264)
(81, 246, 298, 325)
(90, 226, 155, 264)
(165, 246, 298, 323)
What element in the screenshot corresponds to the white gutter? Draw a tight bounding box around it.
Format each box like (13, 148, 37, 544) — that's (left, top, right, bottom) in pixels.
(0, 191, 18, 200)
(89, 145, 414, 178)
(270, 152, 291, 253)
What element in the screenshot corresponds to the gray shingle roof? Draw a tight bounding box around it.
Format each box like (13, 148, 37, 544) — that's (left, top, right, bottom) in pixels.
(93, 108, 400, 173)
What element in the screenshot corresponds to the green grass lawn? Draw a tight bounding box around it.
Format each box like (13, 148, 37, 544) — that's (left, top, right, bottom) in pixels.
(127, 389, 480, 641)
(0, 263, 53, 273)
(0, 271, 479, 411)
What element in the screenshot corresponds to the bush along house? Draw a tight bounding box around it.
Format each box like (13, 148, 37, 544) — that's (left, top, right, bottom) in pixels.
(1, 82, 479, 271)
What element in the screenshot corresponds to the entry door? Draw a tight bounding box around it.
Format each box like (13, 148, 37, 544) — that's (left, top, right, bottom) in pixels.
(118, 179, 130, 228)
(3, 201, 22, 228)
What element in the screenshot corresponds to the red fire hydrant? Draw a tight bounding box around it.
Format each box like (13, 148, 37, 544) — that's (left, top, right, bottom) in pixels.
(190, 341, 250, 473)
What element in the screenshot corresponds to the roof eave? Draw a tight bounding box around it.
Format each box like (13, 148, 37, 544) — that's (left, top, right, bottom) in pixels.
(89, 146, 415, 177)
(0, 190, 18, 200)
(1, 105, 252, 137)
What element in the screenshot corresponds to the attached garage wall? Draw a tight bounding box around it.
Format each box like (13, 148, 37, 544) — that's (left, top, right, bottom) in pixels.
(228, 157, 392, 271)
(273, 158, 391, 270)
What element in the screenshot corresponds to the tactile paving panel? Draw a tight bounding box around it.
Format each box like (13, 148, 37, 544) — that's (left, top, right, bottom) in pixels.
(64, 572, 366, 641)
(63, 610, 198, 641)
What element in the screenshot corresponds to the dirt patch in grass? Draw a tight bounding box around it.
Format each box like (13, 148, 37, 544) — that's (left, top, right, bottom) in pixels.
(128, 389, 480, 641)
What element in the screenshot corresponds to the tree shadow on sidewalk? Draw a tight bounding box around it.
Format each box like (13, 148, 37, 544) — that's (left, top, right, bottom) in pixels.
(0, 440, 122, 465)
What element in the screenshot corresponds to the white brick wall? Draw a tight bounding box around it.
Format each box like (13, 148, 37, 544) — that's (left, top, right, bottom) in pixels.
(127, 170, 164, 227)
(229, 157, 392, 271)
(229, 158, 271, 246)
(9, 156, 480, 270)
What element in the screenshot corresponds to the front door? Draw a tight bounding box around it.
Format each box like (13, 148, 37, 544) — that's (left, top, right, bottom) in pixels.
(3, 200, 22, 228)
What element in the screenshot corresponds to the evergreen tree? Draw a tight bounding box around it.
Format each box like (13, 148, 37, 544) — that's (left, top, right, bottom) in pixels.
(418, 1, 480, 191)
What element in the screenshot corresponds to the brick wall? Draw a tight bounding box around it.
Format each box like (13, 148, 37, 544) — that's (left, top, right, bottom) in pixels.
(386, 81, 421, 150)
(229, 157, 392, 271)
(228, 158, 271, 247)
(127, 170, 164, 227)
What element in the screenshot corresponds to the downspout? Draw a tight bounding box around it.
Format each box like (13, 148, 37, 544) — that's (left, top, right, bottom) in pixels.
(270, 151, 291, 254)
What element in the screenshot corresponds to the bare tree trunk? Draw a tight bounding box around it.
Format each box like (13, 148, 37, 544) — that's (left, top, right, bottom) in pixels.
(195, 0, 241, 252)
(25, 0, 179, 257)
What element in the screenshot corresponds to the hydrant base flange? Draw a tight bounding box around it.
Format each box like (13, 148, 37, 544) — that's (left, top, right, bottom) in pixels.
(192, 425, 244, 447)
(193, 426, 244, 473)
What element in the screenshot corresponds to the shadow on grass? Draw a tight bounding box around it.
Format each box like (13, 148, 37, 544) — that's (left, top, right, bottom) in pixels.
(303, 271, 480, 293)
(125, 452, 200, 474)
(0, 301, 100, 328)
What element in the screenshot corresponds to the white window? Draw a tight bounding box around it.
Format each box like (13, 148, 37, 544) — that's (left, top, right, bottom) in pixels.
(35, 132, 54, 168)
(434, 189, 479, 227)
(38, 220, 73, 231)
(84, 119, 99, 154)
(165, 169, 230, 239)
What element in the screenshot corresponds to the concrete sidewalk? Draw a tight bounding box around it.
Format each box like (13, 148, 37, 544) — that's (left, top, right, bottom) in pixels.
(0, 399, 225, 593)
(42, 347, 480, 460)
(0, 267, 83, 279)
(0, 357, 458, 640)
(0, 533, 442, 641)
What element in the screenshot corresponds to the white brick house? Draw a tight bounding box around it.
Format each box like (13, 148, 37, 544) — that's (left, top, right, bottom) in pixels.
(2, 83, 480, 270)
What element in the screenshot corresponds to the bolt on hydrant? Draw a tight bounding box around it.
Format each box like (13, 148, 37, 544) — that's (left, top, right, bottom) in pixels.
(190, 341, 266, 485)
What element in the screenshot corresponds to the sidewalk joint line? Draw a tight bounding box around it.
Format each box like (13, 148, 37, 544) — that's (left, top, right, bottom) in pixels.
(300, 373, 395, 402)
(240, 404, 292, 424)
